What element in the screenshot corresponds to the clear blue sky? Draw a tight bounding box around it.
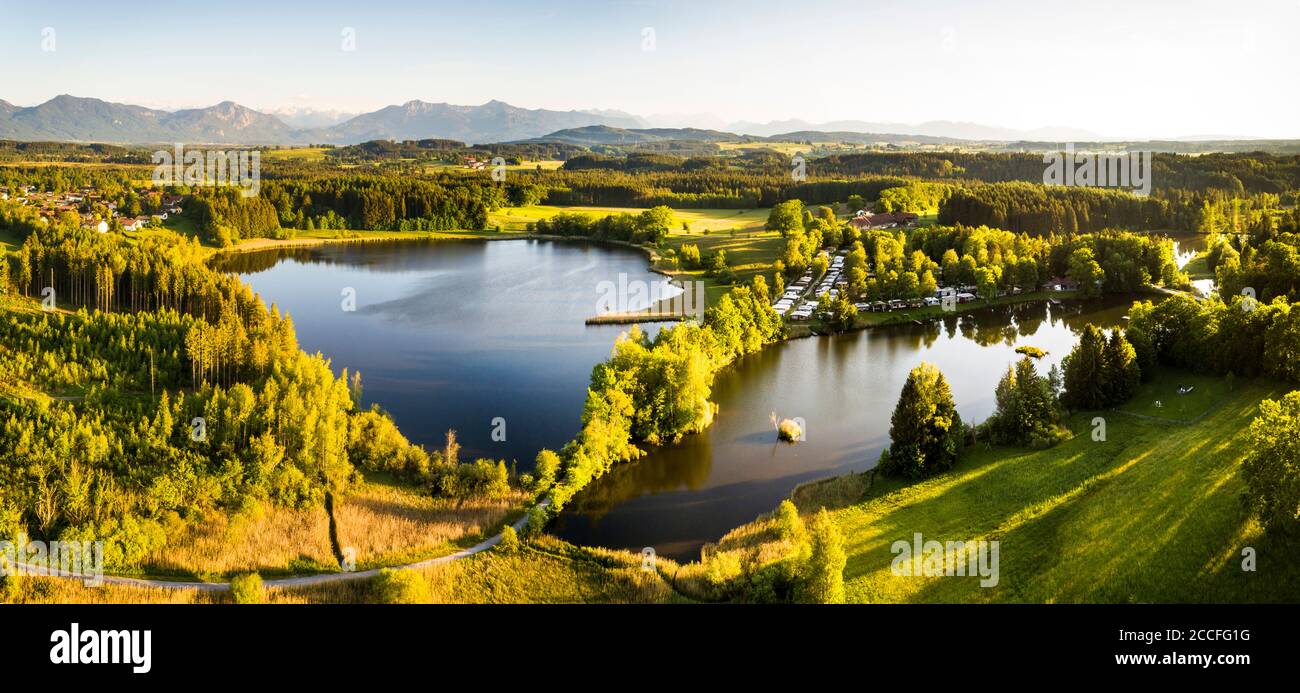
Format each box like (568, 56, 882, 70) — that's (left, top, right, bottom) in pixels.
(1, 0, 1297, 137)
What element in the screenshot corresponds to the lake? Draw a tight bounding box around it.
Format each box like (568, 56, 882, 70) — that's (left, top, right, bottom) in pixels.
(225, 239, 1136, 562)
(551, 295, 1135, 559)
(1170, 232, 1217, 297)
(222, 239, 669, 464)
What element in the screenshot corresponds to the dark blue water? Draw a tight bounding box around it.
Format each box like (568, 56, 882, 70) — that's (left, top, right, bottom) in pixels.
(225, 238, 667, 465)
(226, 239, 1133, 561)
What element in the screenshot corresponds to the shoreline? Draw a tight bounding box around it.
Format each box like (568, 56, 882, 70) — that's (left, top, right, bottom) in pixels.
(214, 230, 671, 278)
(213, 230, 533, 255)
(31, 231, 1175, 587)
(215, 228, 1162, 337)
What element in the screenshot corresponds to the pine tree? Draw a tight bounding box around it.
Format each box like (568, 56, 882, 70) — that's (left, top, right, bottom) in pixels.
(990, 357, 1062, 446)
(1103, 329, 1140, 405)
(1062, 325, 1108, 409)
(880, 362, 963, 478)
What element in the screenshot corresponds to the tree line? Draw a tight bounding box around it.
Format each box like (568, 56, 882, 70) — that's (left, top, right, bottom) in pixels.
(0, 220, 523, 573)
(879, 328, 1142, 476)
(939, 182, 1281, 235)
(530, 276, 785, 523)
(812, 150, 1300, 195)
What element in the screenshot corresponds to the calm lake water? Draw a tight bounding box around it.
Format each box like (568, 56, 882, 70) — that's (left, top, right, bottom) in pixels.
(552, 295, 1135, 559)
(1170, 232, 1216, 297)
(221, 239, 668, 463)
(225, 239, 1136, 561)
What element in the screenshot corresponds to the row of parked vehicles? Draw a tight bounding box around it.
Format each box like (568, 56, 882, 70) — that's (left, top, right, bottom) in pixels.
(770, 250, 990, 321)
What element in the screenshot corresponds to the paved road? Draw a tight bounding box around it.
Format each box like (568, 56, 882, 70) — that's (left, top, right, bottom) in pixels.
(13, 500, 548, 592)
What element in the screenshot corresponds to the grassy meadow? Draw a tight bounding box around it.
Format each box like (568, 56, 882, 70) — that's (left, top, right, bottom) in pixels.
(786, 375, 1299, 603)
(504, 160, 566, 171)
(484, 205, 781, 304)
(1116, 366, 1232, 421)
(0, 226, 21, 254)
(8, 358, 1295, 604)
(260, 147, 329, 162)
(488, 204, 769, 233)
(1182, 252, 1213, 280)
(135, 476, 527, 579)
(658, 370, 1297, 604)
(656, 226, 785, 303)
(714, 141, 860, 157)
(9, 536, 687, 604)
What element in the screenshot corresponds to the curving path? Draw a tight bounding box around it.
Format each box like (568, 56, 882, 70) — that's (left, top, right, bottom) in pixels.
(14, 500, 548, 592)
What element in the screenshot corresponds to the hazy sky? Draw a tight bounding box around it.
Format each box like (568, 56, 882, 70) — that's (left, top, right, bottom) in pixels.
(2, 0, 1297, 137)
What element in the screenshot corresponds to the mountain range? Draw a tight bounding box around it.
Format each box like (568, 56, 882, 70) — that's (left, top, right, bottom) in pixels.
(513, 125, 742, 146)
(725, 118, 1103, 141)
(0, 96, 297, 144)
(0, 95, 649, 146)
(0, 95, 1248, 146)
(311, 100, 644, 145)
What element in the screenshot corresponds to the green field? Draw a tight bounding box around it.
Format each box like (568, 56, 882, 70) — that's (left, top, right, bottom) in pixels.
(657, 228, 785, 303)
(504, 160, 566, 171)
(794, 374, 1298, 603)
(714, 140, 871, 157)
(18, 535, 691, 604)
(263, 535, 688, 604)
(261, 147, 329, 162)
(1117, 367, 1232, 421)
(1182, 252, 1213, 279)
(0, 226, 21, 254)
(488, 204, 770, 233)
(486, 205, 779, 303)
(156, 214, 200, 238)
(716, 141, 822, 156)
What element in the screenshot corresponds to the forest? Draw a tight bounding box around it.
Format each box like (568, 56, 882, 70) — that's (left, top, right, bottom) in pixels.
(325, 139, 589, 164)
(0, 217, 524, 574)
(2, 142, 1298, 589)
(536, 276, 784, 521)
(189, 177, 500, 245)
(812, 150, 1300, 195)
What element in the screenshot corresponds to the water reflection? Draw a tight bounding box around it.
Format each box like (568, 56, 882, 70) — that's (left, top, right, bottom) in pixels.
(231, 239, 669, 463)
(1168, 232, 1218, 298)
(1169, 232, 1207, 270)
(229, 239, 1152, 562)
(554, 295, 1140, 560)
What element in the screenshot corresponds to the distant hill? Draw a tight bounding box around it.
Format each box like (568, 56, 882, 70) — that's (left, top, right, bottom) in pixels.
(522, 124, 742, 146)
(0, 95, 1290, 150)
(769, 130, 973, 146)
(730, 118, 1103, 142)
(0, 96, 649, 146)
(161, 101, 298, 143)
(308, 100, 646, 145)
(0, 95, 299, 144)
